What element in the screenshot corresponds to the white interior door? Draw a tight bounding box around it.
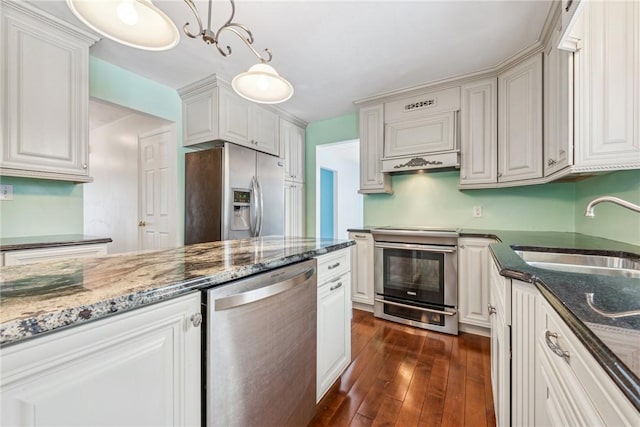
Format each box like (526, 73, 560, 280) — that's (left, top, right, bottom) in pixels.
(138, 126, 177, 251)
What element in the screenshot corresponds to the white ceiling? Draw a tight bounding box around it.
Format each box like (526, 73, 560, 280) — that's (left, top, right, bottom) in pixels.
(31, 0, 553, 123)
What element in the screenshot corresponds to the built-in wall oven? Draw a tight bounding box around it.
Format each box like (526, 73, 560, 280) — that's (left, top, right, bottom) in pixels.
(372, 227, 458, 335)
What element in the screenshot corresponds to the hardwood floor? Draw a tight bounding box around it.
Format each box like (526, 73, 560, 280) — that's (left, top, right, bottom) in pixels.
(309, 310, 496, 427)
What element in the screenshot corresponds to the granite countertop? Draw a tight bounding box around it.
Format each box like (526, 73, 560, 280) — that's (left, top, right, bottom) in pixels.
(0, 234, 113, 252)
(0, 236, 353, 346)
(486, 232, 640, 411)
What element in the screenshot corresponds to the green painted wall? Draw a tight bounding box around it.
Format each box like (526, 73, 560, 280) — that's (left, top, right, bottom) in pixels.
(364, 172, 576, 231)
(574, 170, 640, 245)
(304, 113, 359, 236)
(0, 58, 185, 241)
(0, 177, 83, 237)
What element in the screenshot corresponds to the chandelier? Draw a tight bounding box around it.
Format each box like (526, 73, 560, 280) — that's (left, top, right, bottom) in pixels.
(66, 0, 294, 104)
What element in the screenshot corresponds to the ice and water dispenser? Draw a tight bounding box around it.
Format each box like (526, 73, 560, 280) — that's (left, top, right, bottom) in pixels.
(231, 188, 252, 230)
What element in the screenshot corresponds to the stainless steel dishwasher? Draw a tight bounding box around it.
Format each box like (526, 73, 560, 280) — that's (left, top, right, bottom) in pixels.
(205, 259, 317, 427)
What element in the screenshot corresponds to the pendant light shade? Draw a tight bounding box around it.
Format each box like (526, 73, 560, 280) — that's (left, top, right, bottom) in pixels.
(232, 63, 294, 104)
(66, 0, 179, 51)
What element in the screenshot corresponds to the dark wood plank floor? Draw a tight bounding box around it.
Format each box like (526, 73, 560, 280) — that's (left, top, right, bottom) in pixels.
(309, 309, 496, 427)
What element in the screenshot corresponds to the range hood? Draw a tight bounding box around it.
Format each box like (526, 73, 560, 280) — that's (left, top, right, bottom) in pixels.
(381, 150, 460, 173)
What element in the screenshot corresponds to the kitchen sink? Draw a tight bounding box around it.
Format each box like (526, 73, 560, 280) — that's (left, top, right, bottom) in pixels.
(514, 250, 640, 279)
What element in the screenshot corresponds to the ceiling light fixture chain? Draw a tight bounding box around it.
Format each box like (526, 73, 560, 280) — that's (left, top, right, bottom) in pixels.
(182, 0, 272, 63)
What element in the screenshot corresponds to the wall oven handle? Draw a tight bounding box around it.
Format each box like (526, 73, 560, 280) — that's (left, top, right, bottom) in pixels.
(374, 242, 456, 253)
(374, 298, 457, 316)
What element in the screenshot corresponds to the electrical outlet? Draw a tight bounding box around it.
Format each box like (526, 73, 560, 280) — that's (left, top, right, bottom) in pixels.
(0, 184, 13, 201)
(473, 205, 482, 218)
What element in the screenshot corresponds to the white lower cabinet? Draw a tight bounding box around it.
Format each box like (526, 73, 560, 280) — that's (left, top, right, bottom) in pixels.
(490, 256, 640, 427)
(0, 293, 202, 427)
(489, 260, 511, 427)
(348, 232, 374, 307)
(2, 243, 108, 266)
(315, 249, 352, 402)
(458, 237, 494, 330)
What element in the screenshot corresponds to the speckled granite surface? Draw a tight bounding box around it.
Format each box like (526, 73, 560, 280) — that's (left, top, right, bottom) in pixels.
(489, 237, 640, 411)
(0, 234, 112, 251)
(0, 236, 353, 346)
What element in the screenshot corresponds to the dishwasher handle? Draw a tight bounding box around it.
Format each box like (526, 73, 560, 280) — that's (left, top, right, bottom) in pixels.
(214, 267, 315, 311)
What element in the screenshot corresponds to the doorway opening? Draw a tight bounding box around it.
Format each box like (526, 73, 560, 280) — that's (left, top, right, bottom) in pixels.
(84, 98, 177, 254)
(316, 139, 363, 239)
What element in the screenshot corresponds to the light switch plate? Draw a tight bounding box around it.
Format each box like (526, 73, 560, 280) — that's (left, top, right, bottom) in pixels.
(473, 205, 482, 217)
(0, 184, 13, 200)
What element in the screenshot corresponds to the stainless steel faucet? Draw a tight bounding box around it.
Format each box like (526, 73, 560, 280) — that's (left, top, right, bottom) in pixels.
(585, 196, 640, 217)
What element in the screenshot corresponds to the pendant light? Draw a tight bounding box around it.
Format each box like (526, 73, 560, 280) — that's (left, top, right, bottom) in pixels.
(67, 0, 293, 103)
(232, 63, 294, 104)
(66, 0, 179, 51)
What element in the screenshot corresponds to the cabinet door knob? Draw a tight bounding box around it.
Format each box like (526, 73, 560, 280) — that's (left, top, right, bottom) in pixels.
(487, 304, 497, 315)
(82, 163, 88, 169)
(138, 220, 146, 227)
(191, 313, 203, 327)
(547, 158, 557, 166)
(497, 172, 503, 178)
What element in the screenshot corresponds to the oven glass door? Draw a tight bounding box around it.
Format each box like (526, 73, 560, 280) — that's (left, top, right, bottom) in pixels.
(381, 247, 445, 304)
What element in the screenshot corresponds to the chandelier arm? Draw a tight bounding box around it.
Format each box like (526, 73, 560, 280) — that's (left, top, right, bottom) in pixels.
(182, 0, 204, 39)
(217, 25, 272, 63)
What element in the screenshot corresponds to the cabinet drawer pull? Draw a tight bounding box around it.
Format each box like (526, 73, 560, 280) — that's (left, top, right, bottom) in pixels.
(545, 330, 570, 360)
(327, 262, 340, 270)
(354, 234, 368, 238)
(487, 304, 496, 315)
(330, 282, 343, 291)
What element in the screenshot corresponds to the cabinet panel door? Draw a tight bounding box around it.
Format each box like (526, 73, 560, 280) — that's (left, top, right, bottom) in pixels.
(0, 294, 201, 427)
(458, 238, 493, 328)
(219, 88, 250, 146)
(348, 232, 374, 305)
(280, 119, 305, 182)
(317, 273, 351, 401)
(498, 54, 543, 182)
(182, 89, 217, 146)
(544, 24, 574, 177)
(359, 104, 391, 193)
(574, 0, 640, 168)
(460, 79, 497, 185)
(284, 182, 305, 237)
(384, 112, 456, 158)
(2, 7, 89, 177)
(252, 106, 279, 156)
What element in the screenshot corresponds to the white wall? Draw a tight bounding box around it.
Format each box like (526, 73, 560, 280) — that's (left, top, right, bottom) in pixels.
(84, 103, 169, 254)
(316, 140, 363, 239)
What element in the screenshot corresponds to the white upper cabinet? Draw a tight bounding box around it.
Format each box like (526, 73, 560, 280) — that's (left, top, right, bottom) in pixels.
(498, 53, 543, 183)
(383, 87, 460, 159)
(180, 77, 280, 156)
(250, 106, 279, 156)
(0, 0, 98, 182)
(280, 118, 305, 183)
(544, 21, 574, 177)
(359, 104, 391, 194)
(460, 79, 498, 186)
(572, 0, 640, 170)
(218, 86, 250, 145)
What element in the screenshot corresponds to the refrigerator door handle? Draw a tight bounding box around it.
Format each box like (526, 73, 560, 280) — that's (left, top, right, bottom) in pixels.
(256, 177, 264, 236)
(250, 176, 259, 237)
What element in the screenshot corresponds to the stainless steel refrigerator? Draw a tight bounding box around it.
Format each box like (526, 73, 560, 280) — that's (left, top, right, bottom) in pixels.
(185, 143, 284, 244)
